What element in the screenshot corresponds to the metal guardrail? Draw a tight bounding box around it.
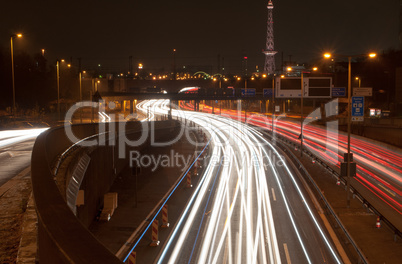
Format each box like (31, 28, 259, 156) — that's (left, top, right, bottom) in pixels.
(256, 124, 402, 243)
(252, 126, 390, 263)
(32, 120, 182, 264)
(117, 126, 212, 262)
(269, 133, 370, 264)
(271, 131, 402, 240)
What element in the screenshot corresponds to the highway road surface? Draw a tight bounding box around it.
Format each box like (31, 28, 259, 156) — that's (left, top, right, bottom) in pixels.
(185, 101, 402, 229)
(136, 100, 345, 264)
(0, 129, 47, 186)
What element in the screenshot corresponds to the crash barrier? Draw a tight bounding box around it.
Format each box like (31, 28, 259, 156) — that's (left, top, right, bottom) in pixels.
(116, 125, 211, 262)
(258, 126, 402, 264)
(31, 120, 181, 263)
(272, 130, 402, 239)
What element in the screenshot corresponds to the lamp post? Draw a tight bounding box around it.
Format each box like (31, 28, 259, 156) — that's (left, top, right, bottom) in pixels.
(79, 71, 83, 123)
(355, 77, 361, 88)
(324, 52, 376, 207)
(173, 49, 176, 80)
(56, 60, 60, 120)
(272, 76, 275, 134)
(56, 59, 71, 121)
(10, 33, 22, 116)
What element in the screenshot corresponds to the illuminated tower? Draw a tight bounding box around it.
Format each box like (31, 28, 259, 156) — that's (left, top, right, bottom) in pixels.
(263, 0, 277, 74)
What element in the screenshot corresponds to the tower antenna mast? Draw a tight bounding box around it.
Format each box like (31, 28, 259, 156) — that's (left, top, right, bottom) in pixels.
(263, 0, 277, 74)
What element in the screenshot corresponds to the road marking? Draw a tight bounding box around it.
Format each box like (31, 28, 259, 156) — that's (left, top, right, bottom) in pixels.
(319, 213, 351, 264)
(283, 243, 291, 264)
(271, 188, 276, 201)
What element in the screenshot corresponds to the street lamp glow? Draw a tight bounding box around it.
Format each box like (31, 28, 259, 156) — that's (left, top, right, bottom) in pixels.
(323, 51, 377, 208)
(67, 64, 71, 68)
(10, 33, 23, 116)
(312, 67, 318, 71)
(286, 67, 292, 71)
(262, 74, 267, 78)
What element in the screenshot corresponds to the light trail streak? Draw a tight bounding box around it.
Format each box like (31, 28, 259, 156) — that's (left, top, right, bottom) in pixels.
(0, 128, 48, 148)
(140, 100, 343, 264)
(185, 103, 402, 215)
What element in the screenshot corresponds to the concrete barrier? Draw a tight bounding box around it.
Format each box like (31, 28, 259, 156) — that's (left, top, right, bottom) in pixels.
(31, 120, 181, 263)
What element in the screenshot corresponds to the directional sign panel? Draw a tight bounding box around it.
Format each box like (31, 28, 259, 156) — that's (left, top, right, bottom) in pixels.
(275, 77, 332, 98)
(332, 87, 346, 97)
(241, 88, 256, 96)
(263, 88, 273, 97)
(352, 96, 364, 122)
(353, 87, 372, 96)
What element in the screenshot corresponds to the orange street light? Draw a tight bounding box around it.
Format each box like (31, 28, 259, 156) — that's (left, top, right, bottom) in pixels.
(323, 51, 377, 208)
(10, 33, 23, 115)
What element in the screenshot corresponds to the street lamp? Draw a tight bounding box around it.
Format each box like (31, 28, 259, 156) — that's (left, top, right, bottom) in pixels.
(355, 77, 361, 88)
(10, 33, 22, 116)
(173, 49, 176, 80)
(56, 59, 70, 120)
(56, 60, 61, 120)
(324, 52, 376, 207)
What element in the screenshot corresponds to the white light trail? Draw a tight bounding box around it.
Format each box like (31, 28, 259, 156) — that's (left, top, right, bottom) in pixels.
(0, 128, 48, 148)
(143, 100, 342, 264)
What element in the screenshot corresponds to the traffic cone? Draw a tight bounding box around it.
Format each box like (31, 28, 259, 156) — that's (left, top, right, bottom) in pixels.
(312, 159, 316, 164)
(376, 217, 381, 228)
(128, 251, 136, 264)
(161, 205, 169, 228)
(336, 179, 341, 186)
(150, 220, 160, 246)
(187, 172, 192, 188)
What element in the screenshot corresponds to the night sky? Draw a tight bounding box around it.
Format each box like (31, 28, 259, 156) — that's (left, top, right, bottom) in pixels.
(1, 0, 400, 73)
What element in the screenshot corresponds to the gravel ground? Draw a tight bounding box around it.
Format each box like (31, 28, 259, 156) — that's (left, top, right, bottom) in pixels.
(0, 173, 31, 264)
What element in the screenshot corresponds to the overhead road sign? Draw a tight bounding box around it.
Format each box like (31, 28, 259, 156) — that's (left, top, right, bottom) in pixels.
(263, 88, 273, 97)
(332, 87, 346, 97)
(275, 77, 332, 98)
(241, 88, 256, 97)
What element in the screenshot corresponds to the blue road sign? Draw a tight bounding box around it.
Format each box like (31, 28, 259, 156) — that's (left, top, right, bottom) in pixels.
(352, 96, 364, 121)
(332, 87, 346, 97)
(263, 88, 273, 97)
(241, 88, 256, 96)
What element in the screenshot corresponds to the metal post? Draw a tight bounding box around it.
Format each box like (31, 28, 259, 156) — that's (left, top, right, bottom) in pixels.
(300, 72, 304, 157)
(56, 60, 60, 121)
(10, 37, 16, 116)
(347, 56, 352, 208)
(272, 77, 275, 133)
(79, 71, 82, 123)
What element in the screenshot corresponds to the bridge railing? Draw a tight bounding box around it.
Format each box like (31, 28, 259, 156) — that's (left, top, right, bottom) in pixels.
(31, 121, 181, 263)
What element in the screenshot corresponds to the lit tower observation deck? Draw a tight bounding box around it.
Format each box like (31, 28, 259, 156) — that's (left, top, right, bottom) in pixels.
(263, 0, 277, 74)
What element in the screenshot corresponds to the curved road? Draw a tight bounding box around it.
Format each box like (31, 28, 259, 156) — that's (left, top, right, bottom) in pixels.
(136, 100, 345, 264)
